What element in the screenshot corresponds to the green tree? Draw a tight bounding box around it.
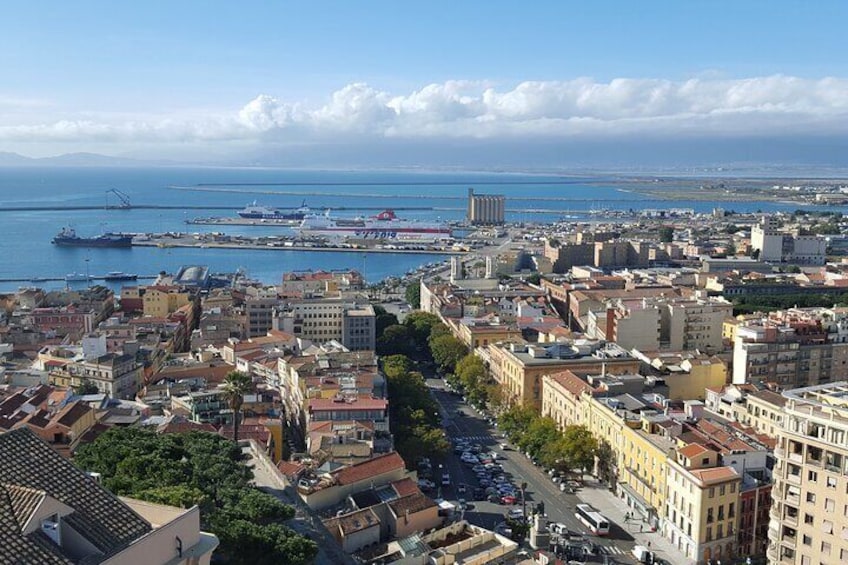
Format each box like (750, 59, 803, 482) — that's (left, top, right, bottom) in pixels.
(498, 404, 538, 442)
(595, 439, 617, 488)
(405, 280, 421, 309)
(558, 425, 598, 472)
(518, 417, 560, 458)
(373, 305, 399, 337)
(659, 226, 674, 243)
(73, 428, 315, 564)
(74, 380, 100, 395)
(221, 371, 253, 443)
(377, 324, 414, 356)
(526, 273, 542, 285)
(382, 354, 413, 379)
(404, 311, 442, 343)
(429, 334, 468, 373)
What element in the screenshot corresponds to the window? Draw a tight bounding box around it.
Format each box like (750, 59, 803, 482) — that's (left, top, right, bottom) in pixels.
(808, 470, 818, 482)
(826, 498, 835, 512)
(804, 513, 814, 525)
(719, 484, 726, 496)
(706, 527, 712, 542)
(802, 534, 812, 546)
(728, 502, 735, 519)
(807, 492, 816, 503)
(717, 524, 723, 538)
(709, 487, 715, 498)
(827, 476, 837, 489)
(822, 541, 832, 555)
(823, 520, 833, 534)
(707, 508, 714, 523)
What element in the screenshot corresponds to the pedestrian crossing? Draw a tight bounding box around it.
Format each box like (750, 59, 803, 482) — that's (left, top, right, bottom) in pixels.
(597, 545, 626, 555)
(452, 435, 492, 442)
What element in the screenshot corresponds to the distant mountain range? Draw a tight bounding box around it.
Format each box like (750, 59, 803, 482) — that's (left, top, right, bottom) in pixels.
(0, 151, 175, 167)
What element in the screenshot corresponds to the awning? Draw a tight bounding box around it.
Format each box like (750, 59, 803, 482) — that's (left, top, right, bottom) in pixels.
(618, 482, 653, 514)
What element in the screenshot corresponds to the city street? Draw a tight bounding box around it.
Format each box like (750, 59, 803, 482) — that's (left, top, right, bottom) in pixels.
(426, 376, 640, 563)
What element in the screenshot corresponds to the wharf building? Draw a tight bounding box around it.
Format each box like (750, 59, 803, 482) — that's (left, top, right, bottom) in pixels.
(750, 215, 827, 265)
(768, 382, 848, 565)
(467, 188, 505, 225)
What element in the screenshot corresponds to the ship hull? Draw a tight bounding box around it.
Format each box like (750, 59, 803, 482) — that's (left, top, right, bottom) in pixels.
(300, 227, 452, 240)
(52, 238, 133, 248)
(238, 212, 307, 220)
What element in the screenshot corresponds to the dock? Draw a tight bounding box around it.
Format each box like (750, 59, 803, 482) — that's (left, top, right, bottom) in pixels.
(0, 275, 158, 284)
(132, 239, 467, 255)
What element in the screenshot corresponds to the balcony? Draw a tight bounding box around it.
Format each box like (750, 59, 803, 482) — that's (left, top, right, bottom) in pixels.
(786, 473, 801, 486)
(785, 493, 800, 506)
(784, 513, 798, 528)
(766, 544, 779, 562)
(774, 446, 785, 459)
(788, 452, 803, 464)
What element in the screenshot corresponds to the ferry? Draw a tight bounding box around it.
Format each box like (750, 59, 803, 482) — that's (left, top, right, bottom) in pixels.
(298, 209, 452, 241)
(103, 271, 138, 281)
(65, 273, 93, 282)
(237, 200, 313, 221)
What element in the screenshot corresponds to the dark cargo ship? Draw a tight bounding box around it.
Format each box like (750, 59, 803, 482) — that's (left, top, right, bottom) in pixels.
(51, 227, 133, 248)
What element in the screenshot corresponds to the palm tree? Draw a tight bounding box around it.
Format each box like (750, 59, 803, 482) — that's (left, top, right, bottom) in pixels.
(221, 371, 253, 443)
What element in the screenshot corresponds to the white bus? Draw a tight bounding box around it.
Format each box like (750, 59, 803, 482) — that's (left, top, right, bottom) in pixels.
(575, 503, 610, 536)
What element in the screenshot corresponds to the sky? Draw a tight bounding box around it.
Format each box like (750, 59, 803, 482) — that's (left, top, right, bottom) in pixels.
(2, 0, 848, 168)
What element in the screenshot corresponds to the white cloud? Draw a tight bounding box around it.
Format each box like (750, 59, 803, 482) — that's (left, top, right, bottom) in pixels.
(2, 75, 848, 149)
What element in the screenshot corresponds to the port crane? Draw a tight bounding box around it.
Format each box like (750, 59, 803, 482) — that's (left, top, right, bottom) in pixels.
(105, 189, 131, 209)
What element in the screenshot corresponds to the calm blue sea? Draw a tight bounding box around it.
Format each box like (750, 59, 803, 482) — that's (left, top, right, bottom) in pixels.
(0, 167, 841, 292)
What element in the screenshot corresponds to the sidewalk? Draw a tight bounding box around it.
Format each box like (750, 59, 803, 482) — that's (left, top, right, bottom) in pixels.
(576, 477, 693, 565)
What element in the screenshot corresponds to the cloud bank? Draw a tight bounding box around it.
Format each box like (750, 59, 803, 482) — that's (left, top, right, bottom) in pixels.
(3, 75, 848, 148)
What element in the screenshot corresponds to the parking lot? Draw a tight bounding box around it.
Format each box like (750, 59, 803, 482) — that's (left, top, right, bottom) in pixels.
(426, 376, 644, 564)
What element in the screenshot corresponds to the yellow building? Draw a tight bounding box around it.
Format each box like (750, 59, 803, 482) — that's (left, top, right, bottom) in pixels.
(488, 341, 639, 410)
(586, 396, 674, 528)
(143, 286, 192, 318)
(454, 320, 522, 349)
(666, 449, 741, 564)
(740, 389, 786, 438)
(540, 370, 594, 430)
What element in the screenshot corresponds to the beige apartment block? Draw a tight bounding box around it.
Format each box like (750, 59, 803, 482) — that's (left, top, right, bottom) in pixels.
(768, 382, 848, 565)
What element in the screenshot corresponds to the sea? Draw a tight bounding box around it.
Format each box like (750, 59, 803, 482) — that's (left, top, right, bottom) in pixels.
(0, 166, 843, 293)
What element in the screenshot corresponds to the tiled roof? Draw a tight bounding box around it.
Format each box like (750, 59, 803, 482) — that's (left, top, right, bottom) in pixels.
(56, 401, 92, 428)
(388, 492, 437, 517)
(678, 443, 711, 459)
(750, 389, 787, 407)
(0, 428, 152, 563)
(689, 466, 739, 484)
(546, 370, 595, 397)
(333, 452, 405, 486)
(391, 478, 420, 498)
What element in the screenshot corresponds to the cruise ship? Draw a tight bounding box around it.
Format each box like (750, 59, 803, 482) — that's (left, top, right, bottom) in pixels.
(51, 228, 133, 248)
(298, 209, 452, 241)
(237, 200, 313, 221)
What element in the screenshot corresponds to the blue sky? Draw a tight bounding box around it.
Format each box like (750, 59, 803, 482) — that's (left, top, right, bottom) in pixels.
(2, 1, 848, 166)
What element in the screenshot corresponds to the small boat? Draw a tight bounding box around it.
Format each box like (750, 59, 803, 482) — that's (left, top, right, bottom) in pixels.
(30, 276, 49, 282)
(65, 273, 92, 282)
(103, 271, 138, 281)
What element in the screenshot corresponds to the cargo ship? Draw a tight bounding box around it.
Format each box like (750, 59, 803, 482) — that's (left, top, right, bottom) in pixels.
(298, 209, 452, 240)
(51, 228, 133, 248)
(238, 200, 313, 220)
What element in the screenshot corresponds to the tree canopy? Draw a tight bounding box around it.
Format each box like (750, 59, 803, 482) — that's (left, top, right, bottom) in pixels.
(429, 333, 467, 373)
(405, 280, 421, 309)
(74, 427, 317, 565)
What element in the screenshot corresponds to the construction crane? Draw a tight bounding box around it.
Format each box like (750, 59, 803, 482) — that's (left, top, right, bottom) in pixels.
(105, 189, 131, 209)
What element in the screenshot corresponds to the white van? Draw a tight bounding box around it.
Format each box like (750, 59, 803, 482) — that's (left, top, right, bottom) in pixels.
(632, 545, 651, 563)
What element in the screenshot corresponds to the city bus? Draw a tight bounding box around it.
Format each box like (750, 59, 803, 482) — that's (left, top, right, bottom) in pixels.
(575, 503, 610, 536)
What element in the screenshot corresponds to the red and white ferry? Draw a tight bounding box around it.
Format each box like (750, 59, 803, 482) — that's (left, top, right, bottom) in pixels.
(298, 209, 452, 241)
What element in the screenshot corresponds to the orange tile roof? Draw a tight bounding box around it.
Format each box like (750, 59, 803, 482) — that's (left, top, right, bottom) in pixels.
(332, 452, 405, 486)
(678, 443, 711, 459)
(690, 466, 739, 484)
(546, 370, 595, 397)
(391, 478, 420, 497)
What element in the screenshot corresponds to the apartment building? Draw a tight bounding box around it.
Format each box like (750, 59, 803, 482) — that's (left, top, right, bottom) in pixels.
(280, 269, 364, 298)
(488, 341, 639, 409)
(751, 215, 827, 265)
(666, 452, 741, 564)
(142, 285, 194, 318)
(768, 382, 848, 565)
(50, 353, 143, 399)
(274, 299, 376, 351)
(732, 314, 848, 388)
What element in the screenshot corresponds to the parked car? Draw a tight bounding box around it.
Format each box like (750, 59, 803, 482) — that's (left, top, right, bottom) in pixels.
(457, 483, 467, 495)
(501, 494, 518, 505)
(487, 493, 502, 503)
